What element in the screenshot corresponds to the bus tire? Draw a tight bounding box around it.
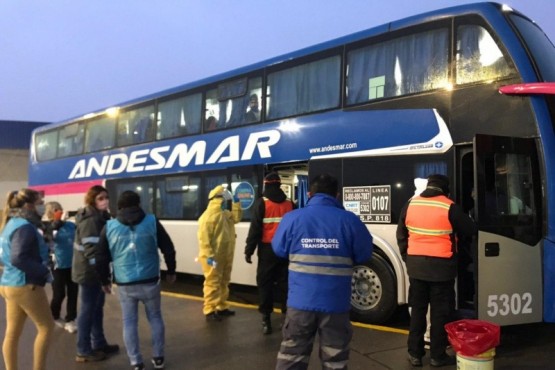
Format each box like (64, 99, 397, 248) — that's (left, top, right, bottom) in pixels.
(350, 253, 397, 324)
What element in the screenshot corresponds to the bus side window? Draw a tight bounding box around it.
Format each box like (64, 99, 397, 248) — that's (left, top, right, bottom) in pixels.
(456, 25, 514, 85)
(205, 88, 221, 132)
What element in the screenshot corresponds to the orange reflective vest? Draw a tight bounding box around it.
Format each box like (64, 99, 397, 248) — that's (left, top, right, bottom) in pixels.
(262, 198, 293, 243)
(405, 195, 454, 258)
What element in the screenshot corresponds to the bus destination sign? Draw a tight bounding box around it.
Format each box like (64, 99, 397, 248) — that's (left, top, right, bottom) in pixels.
(343, 185, 391, 223)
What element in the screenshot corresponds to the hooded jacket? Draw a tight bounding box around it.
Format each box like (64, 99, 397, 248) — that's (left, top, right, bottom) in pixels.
(96, 206, 176, 286)
(197, 194, 242, 260)
(245, 183, 294, 256)
(72, 205, 111, 284)
(272, 193, 373, 313)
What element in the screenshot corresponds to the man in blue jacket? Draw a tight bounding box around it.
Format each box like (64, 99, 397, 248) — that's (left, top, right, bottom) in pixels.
(96, 191, 176, 370)
(272, 174, 373, 370)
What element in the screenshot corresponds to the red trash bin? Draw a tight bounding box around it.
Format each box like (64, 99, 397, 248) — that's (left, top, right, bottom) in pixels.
(445, 319, 500, 370)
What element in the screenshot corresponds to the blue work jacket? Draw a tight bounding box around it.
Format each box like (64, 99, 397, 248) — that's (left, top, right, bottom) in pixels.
(272, 193, 373, 313)
(0, 217, 49, 287)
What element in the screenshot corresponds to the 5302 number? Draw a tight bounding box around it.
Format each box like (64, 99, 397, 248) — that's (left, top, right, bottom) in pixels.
(487, 293, 532, 317)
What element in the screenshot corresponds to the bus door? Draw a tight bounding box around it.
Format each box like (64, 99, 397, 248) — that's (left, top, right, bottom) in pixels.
(474, 134, 543, 325)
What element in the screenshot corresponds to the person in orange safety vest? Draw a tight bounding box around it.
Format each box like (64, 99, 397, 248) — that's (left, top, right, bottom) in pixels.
(245, 172, 294, 334)
(397, 174, 477, 368)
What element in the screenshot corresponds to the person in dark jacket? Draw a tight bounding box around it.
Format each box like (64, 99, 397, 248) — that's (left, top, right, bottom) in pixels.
(96, 190, 176, 370)
(397, 174, 477, 367)
(72, 185, 119, 363)
(0, 188, 54, 370)
(245, 172, 294, 334)
(272, 174, 373, 370)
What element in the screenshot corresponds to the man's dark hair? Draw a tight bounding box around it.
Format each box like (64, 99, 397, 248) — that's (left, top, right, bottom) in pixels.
(309, 174, 338, 197)
(117, 190, 141, 210)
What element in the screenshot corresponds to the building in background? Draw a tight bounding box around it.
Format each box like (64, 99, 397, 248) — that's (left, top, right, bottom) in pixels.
(0, 120, 49, 206)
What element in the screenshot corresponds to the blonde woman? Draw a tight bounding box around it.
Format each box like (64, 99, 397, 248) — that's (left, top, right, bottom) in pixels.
(0, 188, 55, 370)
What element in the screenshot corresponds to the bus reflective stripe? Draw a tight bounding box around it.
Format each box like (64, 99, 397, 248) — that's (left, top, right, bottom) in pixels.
(406, 226, 452, 235)
(290, 254, 353, 265)
(263, 217, 283, 223)
(81, 236, 100, 244)
(289, 262, 353, 276)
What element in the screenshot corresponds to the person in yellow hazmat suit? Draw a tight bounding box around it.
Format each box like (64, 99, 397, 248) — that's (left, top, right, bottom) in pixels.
(198, 185, 242, 321)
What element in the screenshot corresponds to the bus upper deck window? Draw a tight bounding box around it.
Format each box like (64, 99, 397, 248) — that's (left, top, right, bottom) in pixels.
(117, 105, 156, 146)
(157, 93, 202, 140)
(346, 28, 448, 105)
(456, 25, 515, 85)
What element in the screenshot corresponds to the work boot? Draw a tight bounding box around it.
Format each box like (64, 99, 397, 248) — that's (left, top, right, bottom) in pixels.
(262, 314, 272, 335)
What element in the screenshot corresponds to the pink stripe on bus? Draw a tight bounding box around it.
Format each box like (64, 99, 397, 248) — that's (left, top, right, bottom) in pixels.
(30, 180, 103, 196)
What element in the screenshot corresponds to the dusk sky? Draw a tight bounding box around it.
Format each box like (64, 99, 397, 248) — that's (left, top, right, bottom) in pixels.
(2, 0, 554, 123)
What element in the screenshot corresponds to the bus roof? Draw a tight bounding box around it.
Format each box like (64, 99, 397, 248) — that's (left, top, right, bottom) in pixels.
(35, 2, 533, 132)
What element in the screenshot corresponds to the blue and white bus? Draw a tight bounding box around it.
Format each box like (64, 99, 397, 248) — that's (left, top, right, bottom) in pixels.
(30, 2, 555, 325)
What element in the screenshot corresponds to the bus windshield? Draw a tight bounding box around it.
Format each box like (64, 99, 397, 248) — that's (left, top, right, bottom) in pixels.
(509, 14, 555, 81)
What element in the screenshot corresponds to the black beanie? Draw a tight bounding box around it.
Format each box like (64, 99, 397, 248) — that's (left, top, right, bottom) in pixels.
(426, 174, 450, 194)
(117, 190, 140, 209)
(264, 172, 281, 184)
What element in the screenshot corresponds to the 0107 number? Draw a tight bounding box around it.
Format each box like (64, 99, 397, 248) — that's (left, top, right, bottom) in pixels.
(487, 293, 532, 317)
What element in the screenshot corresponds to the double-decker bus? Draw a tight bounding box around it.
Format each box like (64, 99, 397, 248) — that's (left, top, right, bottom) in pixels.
(29, 2, 555, 325)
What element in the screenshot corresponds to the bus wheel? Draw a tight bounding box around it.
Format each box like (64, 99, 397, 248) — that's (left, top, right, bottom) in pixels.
(350, 253, 397, 324)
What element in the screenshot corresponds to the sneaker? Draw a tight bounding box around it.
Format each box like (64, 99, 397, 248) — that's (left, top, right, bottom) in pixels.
(205, 312, 222, 322)
(262, 316, 272, 335)
(75, 351, 106, 362)
(65, 320, 77, 333)
(54, 318, 66, 329)
(430, 353, 456, 367)
(151, 357, 165, 369)
(407, 353, 423, 367)
(131, 363, 145, 370)
(216, 309, 235, 317)
(95, 343, 120, 355)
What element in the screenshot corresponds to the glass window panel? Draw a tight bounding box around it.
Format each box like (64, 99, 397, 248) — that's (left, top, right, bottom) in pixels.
(36, 130, 58, 161)
(57, 123, 85, 158)
(157, 93, 202, 140)
(204, 89, 221, 132)
(112, 181, 154, 214)
(204, 77, 262, 131)
(347, 29, 448, 105)
(509, 15, 555, 82)
(267, 55, 340, 119)
(218, 78, 248, 100)
(117, 105, 156, 146)
(204, 174, 228, 200)
(156, 175, 201, 220)
(85, 116, 116, 153)
(492, 153, 534, 216)
(243, 78, 262, 124)
(456, 25, 514, 84)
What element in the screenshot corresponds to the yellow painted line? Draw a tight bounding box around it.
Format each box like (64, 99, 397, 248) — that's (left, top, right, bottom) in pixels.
(352, 321, 409, 335)
(162, 290, 408, 335)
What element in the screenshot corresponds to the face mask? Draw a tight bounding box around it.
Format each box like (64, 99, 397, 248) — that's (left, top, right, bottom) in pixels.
(36, 204, 46, 217)
(221, 199, 232, 211)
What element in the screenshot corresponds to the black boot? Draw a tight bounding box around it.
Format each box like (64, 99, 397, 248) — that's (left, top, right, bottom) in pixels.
(262, 314, 272, 335)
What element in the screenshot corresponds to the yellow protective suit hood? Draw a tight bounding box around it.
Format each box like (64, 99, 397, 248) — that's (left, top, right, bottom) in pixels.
(209, 185, 225, 200)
